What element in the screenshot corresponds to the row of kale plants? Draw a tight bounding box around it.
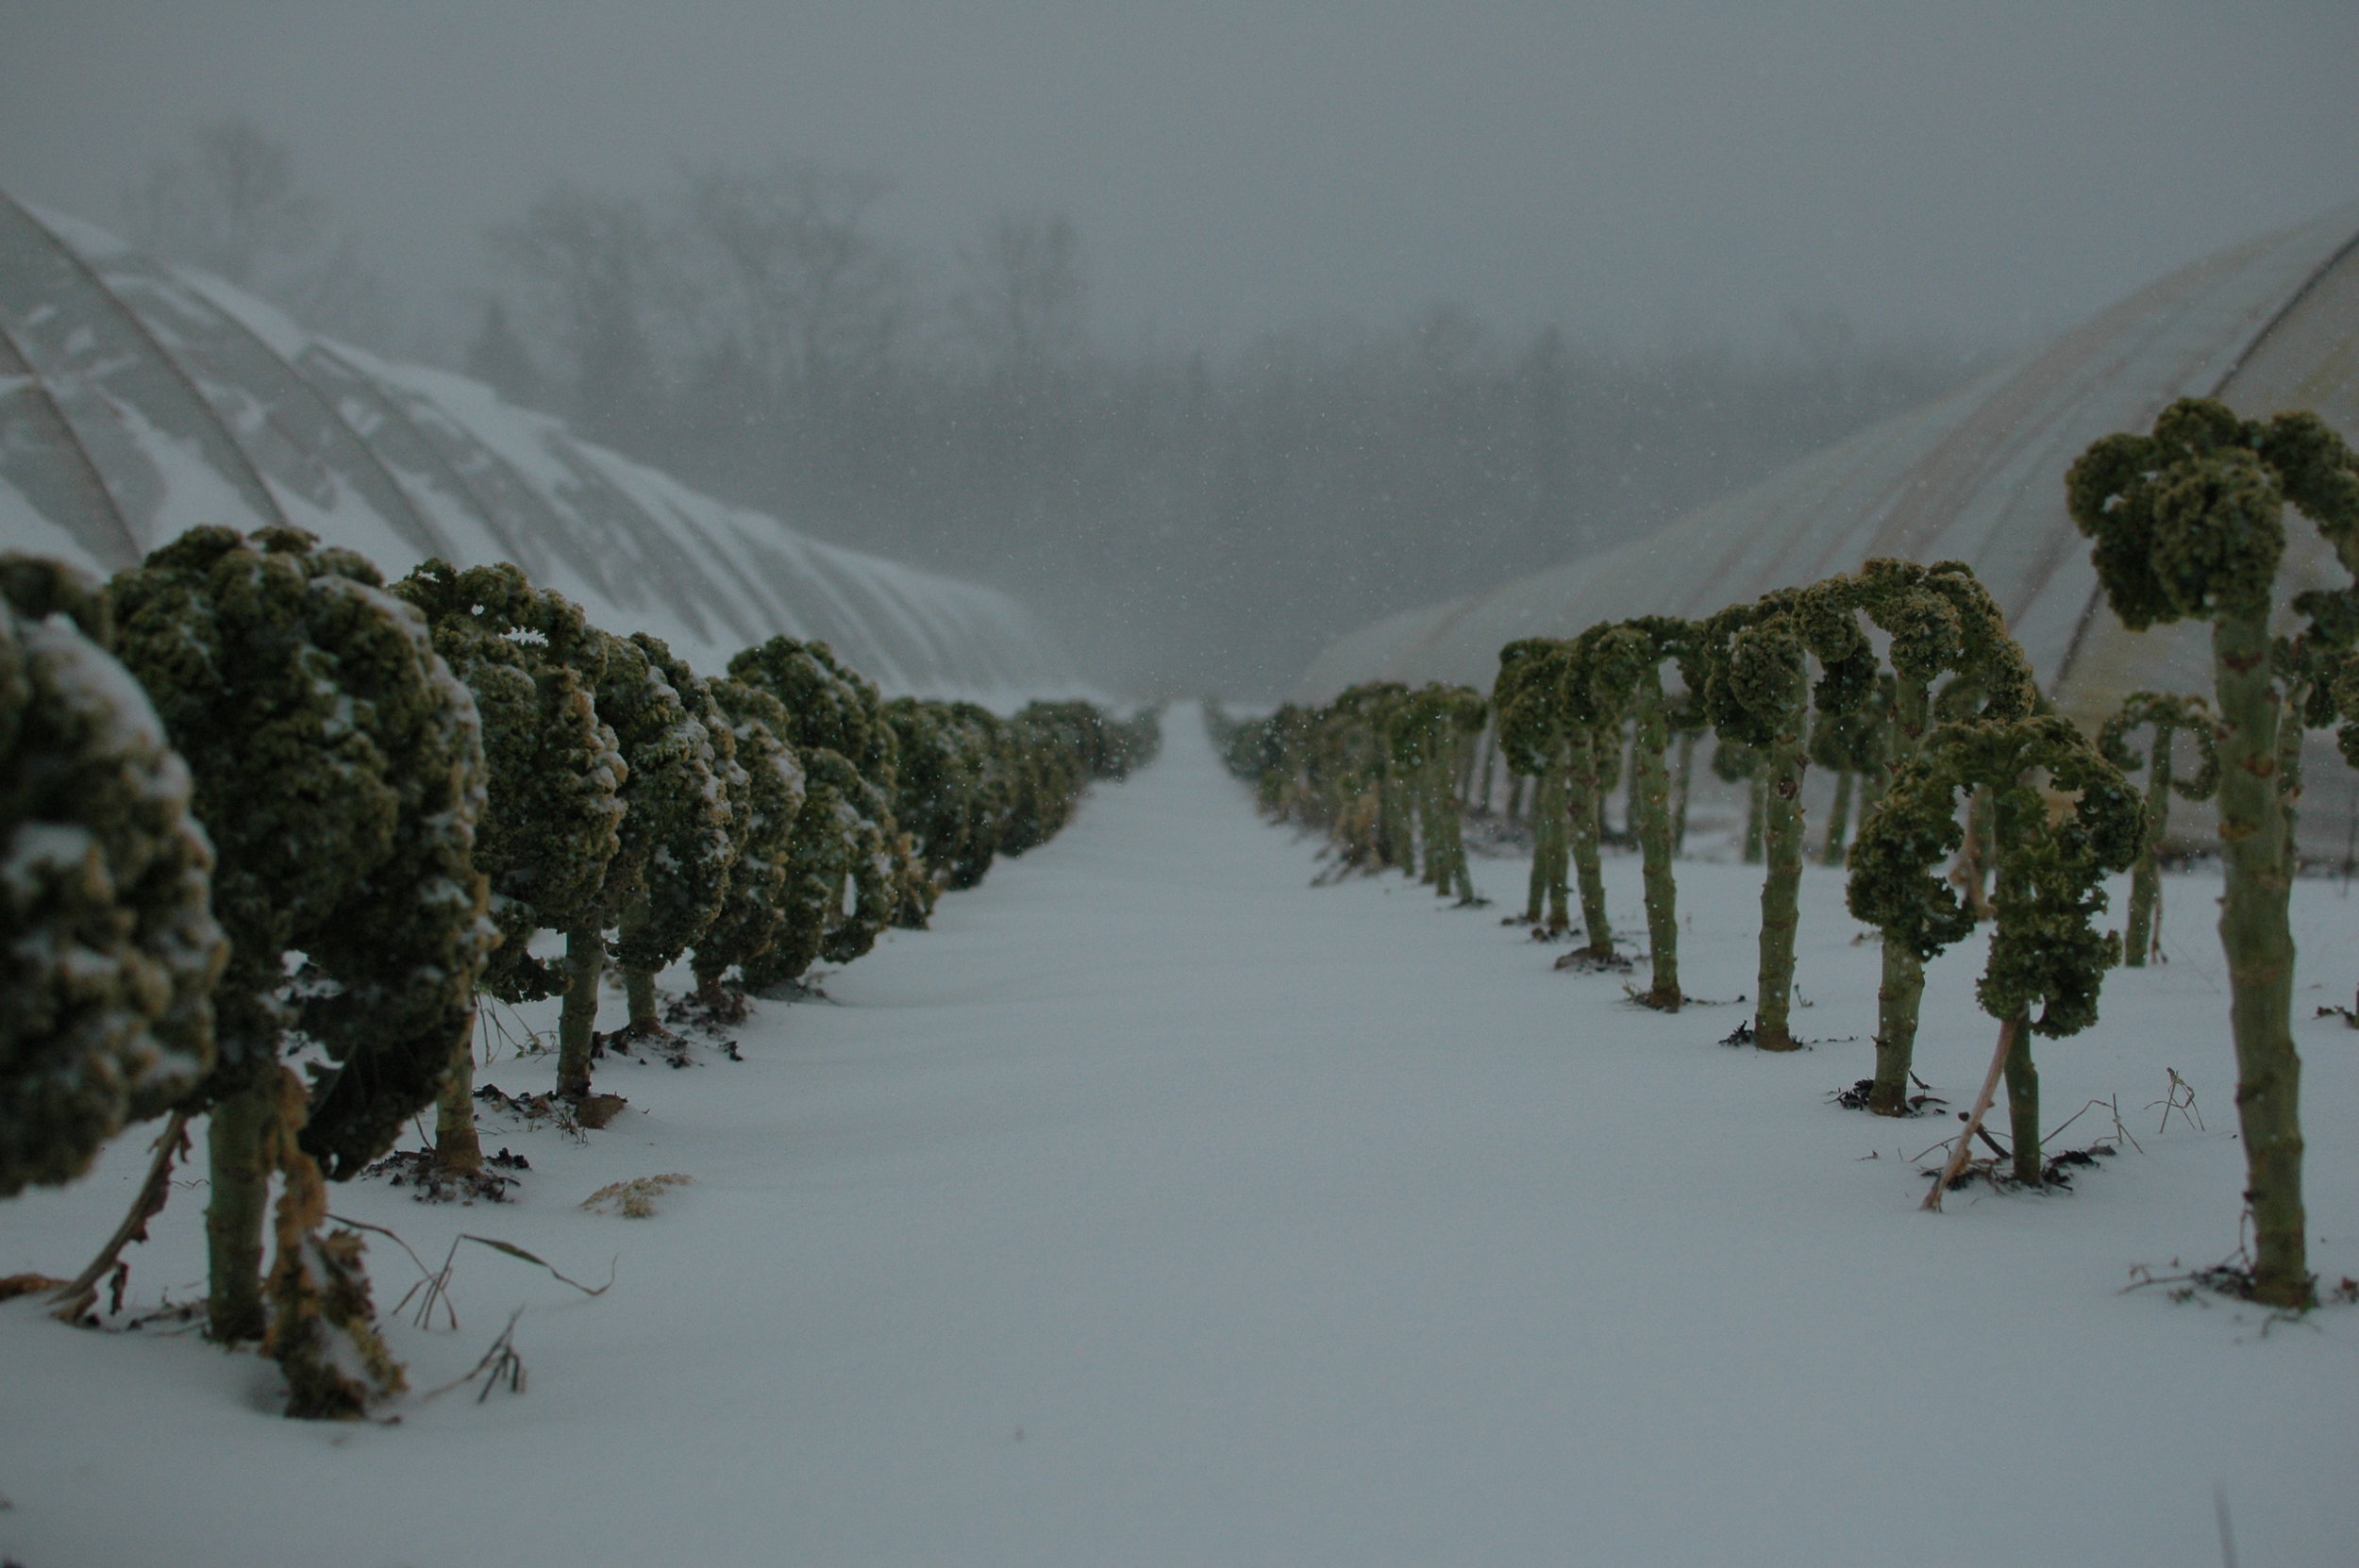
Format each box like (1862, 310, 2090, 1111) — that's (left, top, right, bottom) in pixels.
(1214, 399, 2359, 1312)
(1, 524, 1156, 1415)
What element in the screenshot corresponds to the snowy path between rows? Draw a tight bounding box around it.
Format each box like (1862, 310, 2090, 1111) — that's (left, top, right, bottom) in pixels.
(5, 707, 2355, 1567)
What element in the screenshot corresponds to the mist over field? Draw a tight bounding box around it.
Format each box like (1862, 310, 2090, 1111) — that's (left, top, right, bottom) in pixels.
(8, 16, 2359, 1564)
(3, 1, 2353, 694)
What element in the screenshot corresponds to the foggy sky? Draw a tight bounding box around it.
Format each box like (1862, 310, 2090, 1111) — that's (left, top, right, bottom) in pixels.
(5, 1, 2355, 359)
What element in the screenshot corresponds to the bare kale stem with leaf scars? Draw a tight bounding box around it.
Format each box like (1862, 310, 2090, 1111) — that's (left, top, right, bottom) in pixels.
(1554, 626, 1625, 960)
(1852, 715, 2141, 1194)
(2097, 692, 2218, 967)
(109, 527, 492, 1414)
(395, 562, 726, 1106)
(1300, 683, 1410, 877)
(1835, 559, 2038, 1113)
(1582, 617, 1705, 1009)
(1693, 582, 1878, 1052)
(1218, 683, 1489, 902)
(1495, 643, 1574, 929)
(2067, 398, 2359, 1309)
(1389, 684, 1488, 903)
(394, 560, 625, 1167)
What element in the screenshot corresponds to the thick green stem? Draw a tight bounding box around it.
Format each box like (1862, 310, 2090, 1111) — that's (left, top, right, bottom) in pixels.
(1506, 772, 1525, 826)
(1752, 734, 1806, 1050)
(1523, 776, 1548, 923)
(2212, 610, 2311, 1308)
(1430, 767, 1457, 889)
(1380, 778, 1414, 872)
(625, 967, 661, 1033)
(1419, 769, 1439, 887)
(1478, 734, 1497, 814)
(2002, 1010, 2042, 1185)
(1437, 761, 1476, 900)
(1994, 787, 2043, 1184)
(1744, 772, 1765, 863)
(1616, 728, 1638, 842)
(2125, 726, 2175, 967)
(433, 1015, 483, 1174)
(1540, 766, 1571, 933)
(2276, 675, 2308, 881)
(1447, 805, 1475, 902)
(557, 926, 605, 1101)
(1411, 774, 1434, 886)
(612, 895, 665, 1031)
(2123, 843, 2160, 968)
(1671, 729, 1698, 856)
(1870, 948, 1925, 1114)
(1422, 762, 1459, 895)
(1867, 676, 1932, 1114)
(1566, 730, 1612, 955)
(205, 1073, 276, 1343)
(1633, 688, 1681, 1009)
(1820, 769, 1854, 867)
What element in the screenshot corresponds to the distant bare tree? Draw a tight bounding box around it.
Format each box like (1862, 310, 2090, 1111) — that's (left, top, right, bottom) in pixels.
(678, 158, 904, 407)
(120, 117, 397, 349)
(473, 160, 1986, 697)
(464, 297, 542, 409)
(122, 118, 320, 290)
(954, 208, 1086, 393)
(491, 184, 662, 450)
(948, 207, 1090, 541)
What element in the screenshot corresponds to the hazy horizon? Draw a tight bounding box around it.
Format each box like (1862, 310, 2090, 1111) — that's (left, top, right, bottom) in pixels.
(5, 3, 2355, 694)
(6, 3, 2354, 360)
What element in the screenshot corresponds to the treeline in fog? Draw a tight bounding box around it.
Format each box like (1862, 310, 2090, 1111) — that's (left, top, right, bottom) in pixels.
(123, 122, 1993, 696)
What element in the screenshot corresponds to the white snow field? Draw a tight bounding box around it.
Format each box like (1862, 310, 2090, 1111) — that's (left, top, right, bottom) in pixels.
(4, 708, 2354, 1568)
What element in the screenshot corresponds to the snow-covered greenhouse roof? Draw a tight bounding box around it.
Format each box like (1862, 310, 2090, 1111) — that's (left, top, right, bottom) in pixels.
(1297, 203, 2359, 733)
(0, 194, 1087, 702)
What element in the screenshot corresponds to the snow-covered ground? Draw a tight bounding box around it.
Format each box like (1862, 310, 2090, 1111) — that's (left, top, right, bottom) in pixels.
(4, 707, 2353, 1567)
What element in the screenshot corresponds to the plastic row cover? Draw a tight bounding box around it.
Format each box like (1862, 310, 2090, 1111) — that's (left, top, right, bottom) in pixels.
(1298, 204, 2359, 731)
(0, 194, 1089, 706)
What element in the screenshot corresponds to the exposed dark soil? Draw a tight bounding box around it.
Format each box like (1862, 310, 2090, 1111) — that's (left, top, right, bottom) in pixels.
(362, 1145, 531, 1205)
(1921, 1142, 2120, 1196)
(595, 1021, 698, 1069)
(1828, 1077, 1948, 1116)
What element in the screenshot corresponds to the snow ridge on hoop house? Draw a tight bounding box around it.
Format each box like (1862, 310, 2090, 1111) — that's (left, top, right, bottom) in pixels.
(0, 193, 1090, 705)
(1297, 201, 2359, 737)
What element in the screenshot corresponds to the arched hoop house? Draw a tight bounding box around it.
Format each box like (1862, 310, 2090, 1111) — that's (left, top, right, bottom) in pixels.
(1303, 208, 2359, 721)
(1297, 203, 2359, 850)
(0, 195, 1087, 702)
